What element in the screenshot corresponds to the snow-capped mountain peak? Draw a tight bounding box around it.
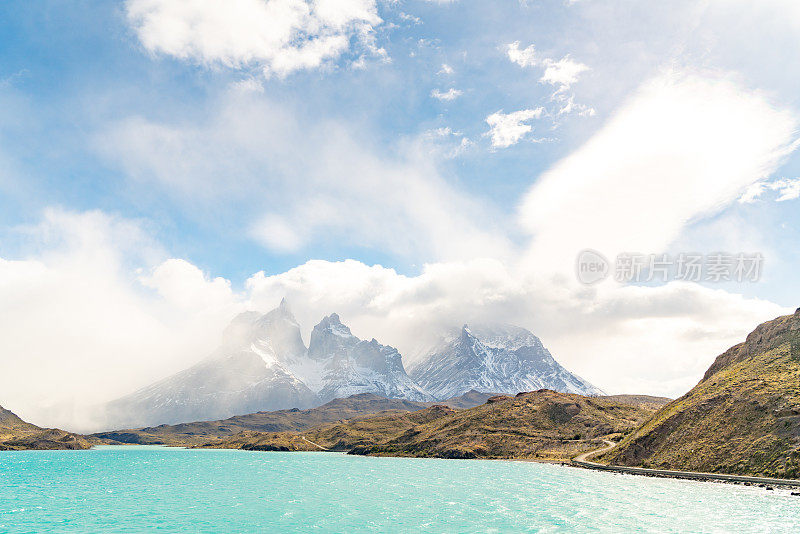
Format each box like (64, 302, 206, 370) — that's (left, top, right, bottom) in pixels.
(104, 302, 433, 427)
(409, 322, 603, 400)
(308, 313, 432, 402)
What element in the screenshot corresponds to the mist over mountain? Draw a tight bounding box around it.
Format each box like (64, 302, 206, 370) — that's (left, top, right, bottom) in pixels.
(103, 300, 431, 428)
(101, 300, 602, 430)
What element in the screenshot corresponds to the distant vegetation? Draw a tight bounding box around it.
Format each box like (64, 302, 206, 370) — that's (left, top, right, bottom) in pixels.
(0, 406, 90, 451)
(205, 391, 667, 461)
(602, 310, 800, 478)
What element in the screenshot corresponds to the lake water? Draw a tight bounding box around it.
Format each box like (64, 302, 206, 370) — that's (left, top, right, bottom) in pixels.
(1, 446, 798, 533)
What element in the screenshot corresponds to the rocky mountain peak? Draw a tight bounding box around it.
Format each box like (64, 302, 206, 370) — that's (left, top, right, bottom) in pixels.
(308, 313, 357, 360)
(410, 322, 603, 400)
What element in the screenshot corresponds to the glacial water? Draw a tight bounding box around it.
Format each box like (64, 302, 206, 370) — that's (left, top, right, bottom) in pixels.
(1, 446, 798, 533)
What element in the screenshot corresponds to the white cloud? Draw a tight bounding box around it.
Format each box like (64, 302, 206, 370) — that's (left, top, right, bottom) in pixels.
(125, 0, 383, 77)
(555, 93, 595, 116)
(506, 41, 591, 117)
(0, 210, 242, 431)
(507, 41, 537, 67)
(540, 56, 589, 90)
(249, 214, 305, 253)
(438, 63, 454, 75)
(0, 210, 787, 433)
(422, 127, 472, 158)
(430, 87, 462, 101)
(520, 69, 798, 273)
(507, 41, 588, 89)
(6, 71, 797, 431)
(485, 108, 544, 148)
(141, 259, 237, 311)
(99, 85, 510, 262)
(237, 258, 790, 399)
(739, 177, 800, 203)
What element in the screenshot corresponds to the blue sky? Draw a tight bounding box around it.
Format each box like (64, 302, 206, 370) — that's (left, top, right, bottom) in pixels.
(0, 0, 631, 278)
(2, 0, 800, 427)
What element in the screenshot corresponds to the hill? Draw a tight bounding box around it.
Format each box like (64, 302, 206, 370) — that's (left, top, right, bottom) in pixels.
(94, 393, 432, 446)
(205, 390, 667, 461)
(602, 309, 800, 478)
(0, 405, 91, 451)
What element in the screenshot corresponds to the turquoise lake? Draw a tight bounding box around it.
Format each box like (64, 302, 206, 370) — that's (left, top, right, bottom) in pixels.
(1, 446, 798, 533)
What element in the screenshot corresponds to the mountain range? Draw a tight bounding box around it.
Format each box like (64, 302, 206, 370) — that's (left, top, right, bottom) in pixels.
(409, 324, 603, 399)
(103, 300, 600, 428)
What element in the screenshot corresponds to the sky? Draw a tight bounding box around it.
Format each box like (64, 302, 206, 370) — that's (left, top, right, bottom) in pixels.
(1, 0, 800, 430)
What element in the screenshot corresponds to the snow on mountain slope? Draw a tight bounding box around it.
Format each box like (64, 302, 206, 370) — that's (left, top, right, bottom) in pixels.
(308, 314, 433, 403)
(103, 301, 431, 428)
(408, 323, 603, 400)
(103, 348, 319, 428)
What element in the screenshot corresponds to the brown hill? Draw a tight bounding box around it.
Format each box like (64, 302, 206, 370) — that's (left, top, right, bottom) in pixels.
(94, 393, 433, 446)
(206, 390, 665, 461)
(0, 405, 91, 451)
(602, 309, 800, 478)
(437, 390, 498, 409)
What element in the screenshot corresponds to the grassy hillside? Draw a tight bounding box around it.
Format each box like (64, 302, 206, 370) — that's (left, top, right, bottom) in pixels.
(602, 310, 800, 478)
(94, 393, 433, 446)
(0, 405, 91, 451)
(207, 391, 666, 461)
(94, 391, 497, 446)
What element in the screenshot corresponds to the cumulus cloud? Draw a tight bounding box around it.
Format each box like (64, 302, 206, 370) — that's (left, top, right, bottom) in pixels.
(7, 61, 798, 430)
(430, 87, 462, 101)
(520, 69, 798, 273)
(739, 177, 800, 203)
(0, 210, 242, 431)
(507, 41, 537, 67)
(125, 0, 384, 77)
(540, 56, 589, 90)
(2, 210, 783, 432)
(244, 260, 788, 396)
(7, 62, 799, 434)
(485, 108, 544, 148)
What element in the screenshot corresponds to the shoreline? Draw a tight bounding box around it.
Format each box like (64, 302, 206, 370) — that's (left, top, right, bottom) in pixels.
(8, 443, 800, 491)
(571, 458, 800, 490)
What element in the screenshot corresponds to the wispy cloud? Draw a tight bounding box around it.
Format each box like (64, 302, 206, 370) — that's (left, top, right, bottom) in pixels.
(520, 69, 799, 272)
(739, 177, 800, 203)
(98, 86, 509, 262)
(506, 41, 592, 116)
(430, 87, 462, 101)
